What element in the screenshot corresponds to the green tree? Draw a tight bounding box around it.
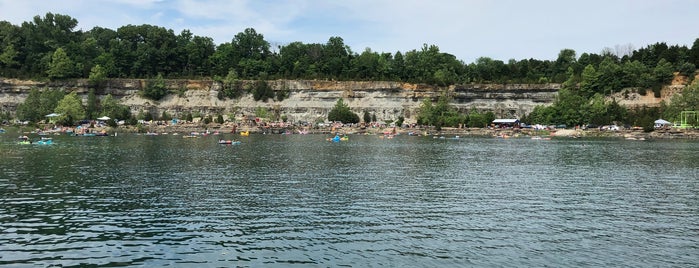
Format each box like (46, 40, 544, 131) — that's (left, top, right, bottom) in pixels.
(596, 57, 622, 94)
(85, 89, 98, 119)
(578, 64, 599, 98)
(664, 82, 699, 121)
(16, 88, 43, 122)
(252, 80, 274, 101)
(100, 94, 131, 120)
(416, 98, 435, 126)
(142, 73, 168, 100)
(219, 69, 244, 99)
(363, 110, 371, 123)
(88, 64, 107, 87)
(653, 58, 674, 85)
(47, 47, 75, 79)
(54, 91, 85, 126)
(40, 90, 66, 120)
(0, 44, 19, 70)
(328, 98, 359, 123)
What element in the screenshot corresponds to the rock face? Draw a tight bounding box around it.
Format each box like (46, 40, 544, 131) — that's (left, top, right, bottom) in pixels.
(0, 78, 562, 123)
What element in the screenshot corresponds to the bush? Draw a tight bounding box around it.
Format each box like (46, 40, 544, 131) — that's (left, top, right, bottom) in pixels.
(252, 80, 274, 102)
(328, 98, 359, 123)
(142, 74, 168, 100)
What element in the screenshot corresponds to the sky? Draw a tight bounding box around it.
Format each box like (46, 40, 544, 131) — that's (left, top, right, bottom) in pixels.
(1, 0, 698, 63)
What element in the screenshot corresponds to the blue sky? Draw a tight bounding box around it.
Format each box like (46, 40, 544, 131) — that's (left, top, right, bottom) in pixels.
(1, 0, 697, 63)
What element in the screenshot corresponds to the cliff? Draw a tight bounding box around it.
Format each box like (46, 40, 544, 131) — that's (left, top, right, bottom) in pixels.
(1, 78, 562, 123)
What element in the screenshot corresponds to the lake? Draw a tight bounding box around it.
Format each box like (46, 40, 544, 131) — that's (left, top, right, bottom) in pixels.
(1, 131, 698, 267)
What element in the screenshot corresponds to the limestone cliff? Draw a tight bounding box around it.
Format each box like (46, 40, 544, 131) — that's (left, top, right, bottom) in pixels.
(0, 78, 563, 123)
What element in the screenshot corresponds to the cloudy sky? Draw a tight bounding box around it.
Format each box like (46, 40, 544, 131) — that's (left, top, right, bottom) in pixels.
(1, 0, 697, 63)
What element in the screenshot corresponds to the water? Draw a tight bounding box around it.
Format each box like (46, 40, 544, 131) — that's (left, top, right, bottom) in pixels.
(1, 131, 698, 267)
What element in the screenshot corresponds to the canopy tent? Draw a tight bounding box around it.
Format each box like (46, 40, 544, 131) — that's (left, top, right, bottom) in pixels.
(97, 116, 111, 121)
(654, 119, 671, 125)
(493, 119, 520, 124)
(654, 119, 672, 129)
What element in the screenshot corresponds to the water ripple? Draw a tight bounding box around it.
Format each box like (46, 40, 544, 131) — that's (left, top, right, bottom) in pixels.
(1, 135, 698, 266)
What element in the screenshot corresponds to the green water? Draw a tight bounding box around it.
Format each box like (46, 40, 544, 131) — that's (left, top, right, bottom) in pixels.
(1, 131, 698, 267)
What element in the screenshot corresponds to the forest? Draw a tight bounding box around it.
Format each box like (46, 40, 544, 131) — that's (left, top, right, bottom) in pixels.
(1, 13, 699, 129)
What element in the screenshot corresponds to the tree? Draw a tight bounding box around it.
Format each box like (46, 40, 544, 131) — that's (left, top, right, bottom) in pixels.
(85, 89, 98, 120)
(88, 64, 107, 88)
(252, 80, 274, 101)
(417, 98, 435, 126)
(653, 58, 674, 85)
(54, 91, 85, 126)
(219, 69, 243, 99)
(16, 88, 43, 122)
(363, 110, 371, 123)
(328, 98, 359, 123)
(100, 94, 131, 120)
(47, 47, 75, 79)
(578, 64, 599, 98)
(142, 73, 168, 100)
(664, 82, 699, 121)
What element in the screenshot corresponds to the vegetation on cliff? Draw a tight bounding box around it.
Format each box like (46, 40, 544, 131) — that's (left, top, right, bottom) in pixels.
(328, 99, 360, 124)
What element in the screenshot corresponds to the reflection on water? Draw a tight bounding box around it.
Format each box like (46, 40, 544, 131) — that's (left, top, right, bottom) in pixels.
(1, 133, 698, 267)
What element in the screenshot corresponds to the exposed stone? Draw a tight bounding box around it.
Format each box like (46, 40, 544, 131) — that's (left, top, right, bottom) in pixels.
(1, 78, 563, 122)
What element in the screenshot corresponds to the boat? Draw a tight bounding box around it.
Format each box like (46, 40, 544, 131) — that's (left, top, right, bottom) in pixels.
(0, 128, 6, 134)
(18, 135, 31, 144)
(218, 139, 241, 145)
(36, 138, 53, 145)
(327, 135, 347, 142)
(240, 131, 250, 137)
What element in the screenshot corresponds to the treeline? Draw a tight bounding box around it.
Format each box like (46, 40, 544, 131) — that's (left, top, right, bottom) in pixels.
(1, 13, 698, 89)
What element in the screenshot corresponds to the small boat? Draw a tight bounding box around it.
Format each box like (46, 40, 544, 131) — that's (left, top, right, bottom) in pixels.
(36, 138, 53, 145)
(218, 139, 241, 145)
(18, 135, 31, 145)
(327, 135, 344, 142)
(240, 131, 250, 137)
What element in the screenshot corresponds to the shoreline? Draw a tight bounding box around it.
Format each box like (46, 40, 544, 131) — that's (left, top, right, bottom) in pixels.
(110, 124, 699, 140)
(7, 123, 698, 140)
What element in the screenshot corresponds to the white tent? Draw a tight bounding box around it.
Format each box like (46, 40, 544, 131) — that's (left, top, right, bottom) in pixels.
(654, 119, 671, 125)
(654, 119, 672, 129)
(97, 116, 111, 121)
